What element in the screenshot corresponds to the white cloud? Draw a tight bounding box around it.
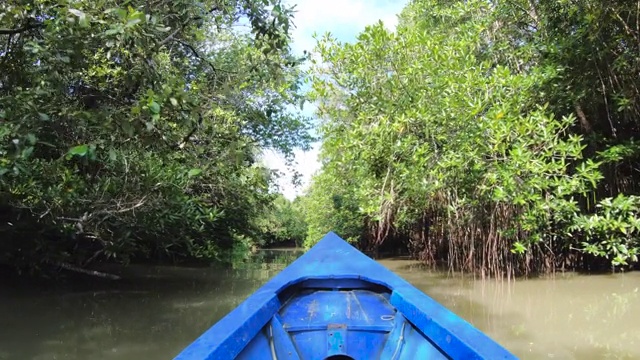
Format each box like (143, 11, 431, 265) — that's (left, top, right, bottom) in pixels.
(262, 143, 321, 200)
(286, 0, 406, 56)
(263, 0, 408, 200)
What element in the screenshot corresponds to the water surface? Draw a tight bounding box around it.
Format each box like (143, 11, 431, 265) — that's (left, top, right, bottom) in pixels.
(1, 250, 638, 359)
(379, 259, 640, 360)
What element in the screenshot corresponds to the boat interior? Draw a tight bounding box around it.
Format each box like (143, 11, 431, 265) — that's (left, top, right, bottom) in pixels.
(235, 278, 449, 360)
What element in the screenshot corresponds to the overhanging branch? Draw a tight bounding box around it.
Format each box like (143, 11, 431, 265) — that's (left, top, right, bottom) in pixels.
(174, 39, 220, 74)
(0, 23, 43, 35)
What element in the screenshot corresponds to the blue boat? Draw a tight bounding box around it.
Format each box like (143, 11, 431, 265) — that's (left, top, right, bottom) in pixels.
(174, 232, 517, 360)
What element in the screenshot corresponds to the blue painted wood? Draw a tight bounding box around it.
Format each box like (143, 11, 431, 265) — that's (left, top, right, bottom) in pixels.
(379, 313, 448, 360)
(268, 315, 301, 359)
(235, 328, 271, 360)
(174, 232, 518, 360)
(378, 313, 407, 359)
(280, 290, 395, 332)
(327, 325, 347, 356)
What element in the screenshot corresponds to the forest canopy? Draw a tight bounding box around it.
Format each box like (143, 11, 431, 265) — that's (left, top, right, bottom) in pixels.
(0, 0, 312, 272)
(3, 0, 640, 278)
(304, 0, 640, 276)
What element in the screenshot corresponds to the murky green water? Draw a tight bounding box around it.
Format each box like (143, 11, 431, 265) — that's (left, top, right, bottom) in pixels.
(1, 250, 638, 359)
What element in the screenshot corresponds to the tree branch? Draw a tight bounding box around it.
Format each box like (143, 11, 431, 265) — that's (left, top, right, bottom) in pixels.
(0, 23, 43, 35)
(174, 39, 220, 74)
(157, 5, 222, 47)
(574, 103, 592, 133)
(176, 113, 203, 149)
(57, 262, 121, 280)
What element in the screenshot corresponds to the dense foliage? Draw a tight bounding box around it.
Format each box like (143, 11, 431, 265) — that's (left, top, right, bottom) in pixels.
(255, 194, 307, 247)
(305, 0, 640, 276)
(4, 0, 640, 278)
(0, 0, 312, 272)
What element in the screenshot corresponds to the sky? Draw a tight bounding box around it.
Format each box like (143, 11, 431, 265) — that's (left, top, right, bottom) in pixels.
(262, 0, 408, 200)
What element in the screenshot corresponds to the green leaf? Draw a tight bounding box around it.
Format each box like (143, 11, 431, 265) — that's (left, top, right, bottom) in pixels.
(510, 242, 527, 254)
(69, 8, 89, 27)
(170, 98, 179, 107)
(68, 8, 84, 17)
(126, 18, 142, 28)
(22, 146, 34, 158)
(108, 148, 117, 161)
(188, 168, 203, 177)
(105, 28, 121, 36)
(68, 144, 89, 157)
(149, 101, 161, 114)
(38, 112, 50, 121)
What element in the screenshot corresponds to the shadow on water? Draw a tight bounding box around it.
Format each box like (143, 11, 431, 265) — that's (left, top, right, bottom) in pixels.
(0, 249, 303, 360)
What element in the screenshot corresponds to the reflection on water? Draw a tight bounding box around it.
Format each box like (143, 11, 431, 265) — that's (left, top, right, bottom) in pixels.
(0, 249, 302, 360)
(0, 250, 638, 360)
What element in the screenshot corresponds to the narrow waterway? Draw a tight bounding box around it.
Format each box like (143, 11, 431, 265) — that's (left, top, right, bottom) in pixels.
(1, 249, 638, 359)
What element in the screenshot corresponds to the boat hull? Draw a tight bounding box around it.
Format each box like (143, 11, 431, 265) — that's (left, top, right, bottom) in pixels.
(174, 232, 517, 360)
